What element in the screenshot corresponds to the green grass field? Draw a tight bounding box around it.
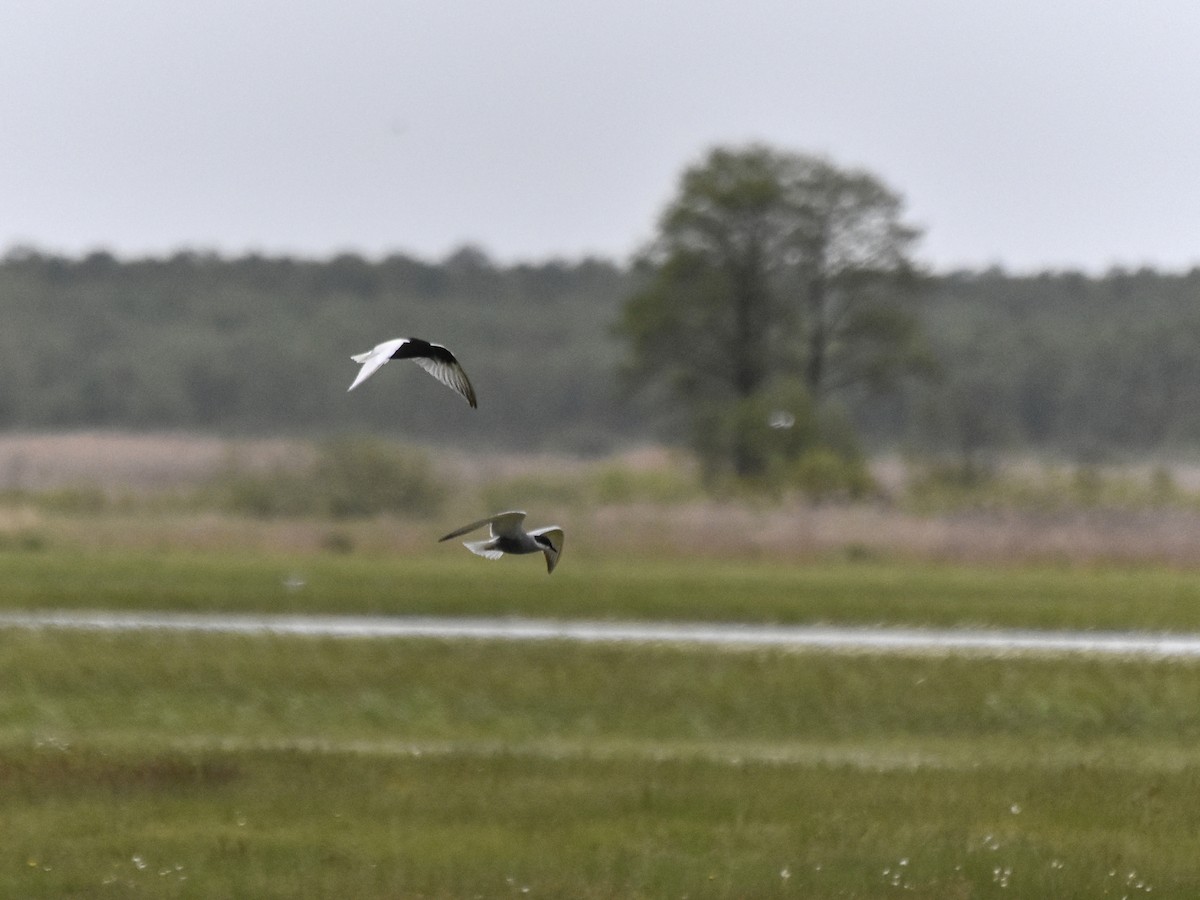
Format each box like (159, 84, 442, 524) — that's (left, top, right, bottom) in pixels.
(4, 545, 1200, 631)
(4, 542, 1200, 896)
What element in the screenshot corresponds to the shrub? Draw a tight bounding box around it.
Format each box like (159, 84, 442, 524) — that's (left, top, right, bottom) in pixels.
(0, 529, 47, 552)
(691, 380, 821, 484)
(214, 468, 312, 517)
(37, 485, 109, 514)
(209, 437, 447, 519)
(480, 473, 588, 513)
(591, 463, 701, 504)
(314, 437, 446, 518)
(787, 448, 874, 500)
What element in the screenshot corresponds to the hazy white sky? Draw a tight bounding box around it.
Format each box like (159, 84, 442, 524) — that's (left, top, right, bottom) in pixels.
(3, 0, 1199, 272)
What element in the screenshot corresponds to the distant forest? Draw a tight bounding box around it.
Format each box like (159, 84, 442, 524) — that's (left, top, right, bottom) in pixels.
(2, 246, 1199, 459)
(0, 247, 636, 453)
(916, 267, 1200, 460)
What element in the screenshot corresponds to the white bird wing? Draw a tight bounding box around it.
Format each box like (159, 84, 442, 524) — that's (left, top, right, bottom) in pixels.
(487, 510, 529, 539)
(347, 339, 407, 392)
(463, 540, 505, 560)
(530, 526, 564, 574)
(438, 510, 527, 543)
(410, 352, 477, 408)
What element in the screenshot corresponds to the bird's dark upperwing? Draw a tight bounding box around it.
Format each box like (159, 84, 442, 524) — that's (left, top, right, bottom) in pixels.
(394, 340, 477, 408)
(438, 510, 527, 542)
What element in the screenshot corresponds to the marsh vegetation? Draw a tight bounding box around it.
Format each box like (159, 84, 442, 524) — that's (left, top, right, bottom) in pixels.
(3, 433, 1200, 895)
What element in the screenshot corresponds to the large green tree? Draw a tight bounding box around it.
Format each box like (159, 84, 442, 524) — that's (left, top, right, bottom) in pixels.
(619, 144, 927, 477)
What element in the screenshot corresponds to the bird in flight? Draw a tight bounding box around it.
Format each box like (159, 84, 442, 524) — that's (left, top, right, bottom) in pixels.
(347, 337, 477, 408)
(438, 510, 564, 573)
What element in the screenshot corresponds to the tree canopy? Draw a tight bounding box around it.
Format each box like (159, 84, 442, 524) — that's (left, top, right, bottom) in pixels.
(618, 144, 927, 478)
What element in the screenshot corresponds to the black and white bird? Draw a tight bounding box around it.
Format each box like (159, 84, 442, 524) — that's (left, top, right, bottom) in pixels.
(438, 510, 564, 574)
(347, 337, 477, 408)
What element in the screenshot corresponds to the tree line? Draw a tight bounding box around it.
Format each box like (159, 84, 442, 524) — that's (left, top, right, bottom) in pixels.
(2, 146, 1198, 469)
(913, 266, 1200, 461)
(0, 245, 637, 452)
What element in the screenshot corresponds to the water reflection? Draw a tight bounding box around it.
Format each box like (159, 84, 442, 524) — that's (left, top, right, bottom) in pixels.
(1, 611, 1199, 658)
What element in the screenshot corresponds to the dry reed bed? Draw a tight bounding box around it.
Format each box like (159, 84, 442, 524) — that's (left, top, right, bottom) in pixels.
(0, 430, 310, 491)
(588, 503, 1200, 567)
(3, 431, 1200, 566)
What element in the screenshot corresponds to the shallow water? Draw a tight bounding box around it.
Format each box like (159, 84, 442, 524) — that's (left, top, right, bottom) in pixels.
(2, 610, 1200, 658)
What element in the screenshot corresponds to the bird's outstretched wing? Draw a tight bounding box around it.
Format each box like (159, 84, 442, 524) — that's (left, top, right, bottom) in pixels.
(409, 349, 477, 408)
(462, 540, 506, 560)
(530, 526, 564, 573)
(347, 338, 407, 392)
(439, 510, 527, 542)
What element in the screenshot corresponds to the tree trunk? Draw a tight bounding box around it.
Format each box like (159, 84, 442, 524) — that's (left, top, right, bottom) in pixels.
(804, 273, 827, 399)
(731, 254, 766, 477)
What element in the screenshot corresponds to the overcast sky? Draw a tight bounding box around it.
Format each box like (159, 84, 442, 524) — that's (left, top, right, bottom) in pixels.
(3, 1, 1198, 273)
